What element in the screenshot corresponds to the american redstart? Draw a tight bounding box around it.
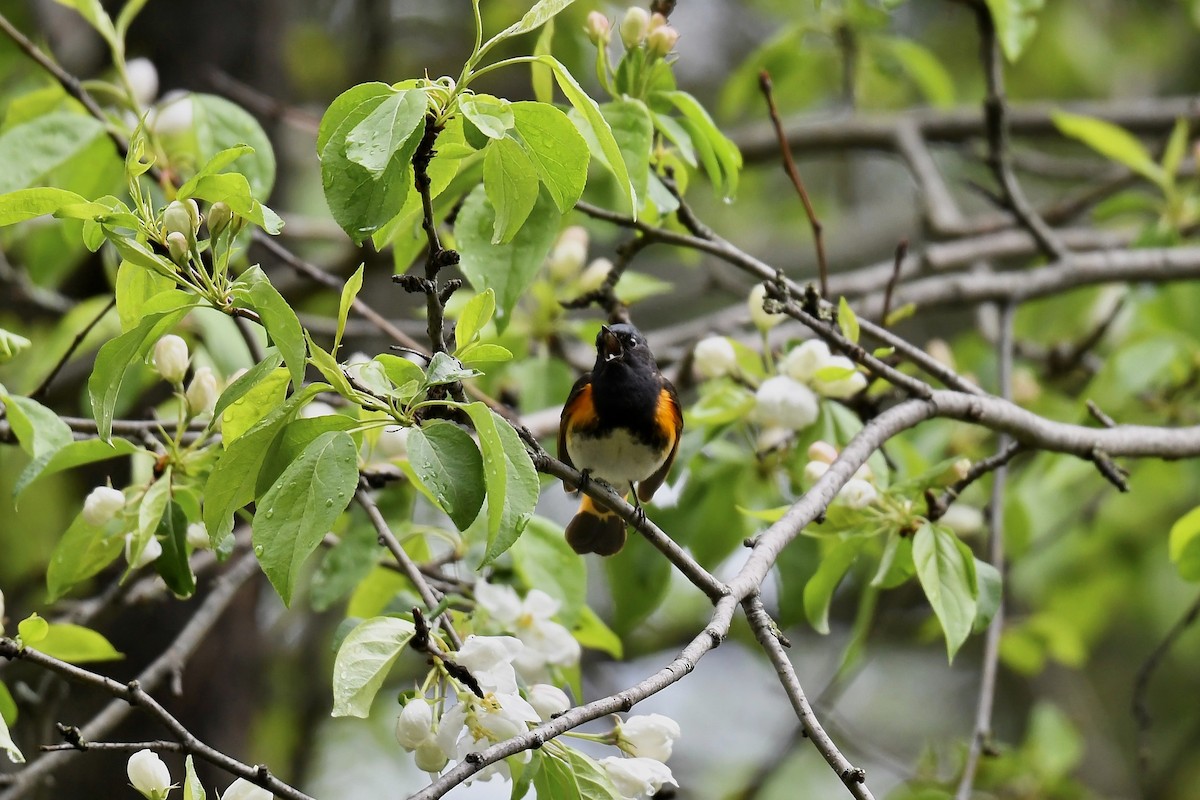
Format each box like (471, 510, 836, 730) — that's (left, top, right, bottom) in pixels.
(558, 323, 683, 555)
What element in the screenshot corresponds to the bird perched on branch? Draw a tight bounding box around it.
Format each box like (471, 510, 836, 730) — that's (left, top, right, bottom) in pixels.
(558, 323, 683, 555)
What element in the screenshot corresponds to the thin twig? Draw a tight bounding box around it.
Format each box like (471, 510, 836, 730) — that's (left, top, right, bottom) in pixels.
(1133, 591, 1200, 788)
(31, 298, 116, 400)
(955, 300, 1015, 800)
(880, 239, 907, 326)
(927, 440, 1023, 521)
(758, 70, 830, 297)
(355, 485, 463, 649)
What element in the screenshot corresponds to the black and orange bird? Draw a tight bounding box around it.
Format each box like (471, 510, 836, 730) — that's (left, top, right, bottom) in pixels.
(558, 323, 683, 556)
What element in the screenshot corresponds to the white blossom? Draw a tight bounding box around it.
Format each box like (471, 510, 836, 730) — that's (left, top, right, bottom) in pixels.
(395, 698, 436, 750)
(454, 635, 524, 694)
(616, 714, 681, 762)
(811, 355, 867, 399)
(153, 335, 189, 384)
(619, 7, 650, 48)
(125, 535, 163, 569)
(474, 583, 580, 680)
(941, 504, 985, 536)
(548, 226, 589, 281)
(578, 257, 613, 293)
(148, 92, 193, 135)
(125, 58, 159, 106)
(803, 460, 829, 485)
(781, 339, 830, 383)
(585, 11, 611, 44)
(83, 486, 126, 526)
(186, 523, 210, 550)
(692, 336, 738, 380)
(807, 441, 839, 464)
(755, 426, 793, 453)
(186, 367, 219, 417)
(300, 400, 336, 419)
(527, 684, 571, 720)
(838, 479, 877, 509)
(220, 778, 271, 800)
(374, 426, 410, 460)
(127, 749, 172, 800)
(600, 756, 677, 799)
(436, 692, 537, 783)
(414, 739, 449, 773)
(752, 376, 818, 431)
(748, 284, 785, 332)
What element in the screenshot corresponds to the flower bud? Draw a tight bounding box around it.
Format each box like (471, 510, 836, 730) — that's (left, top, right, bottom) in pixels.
(395, 698, 435, 750)
(186, 366, 219, 417)
(148, 92, 193, 135)
(585, 11, 611, 44)
(221, 778, 272, 800)
(811, 355, 867, 399)
(752, 376, 818, 431)
(807, 441, 839, 464)
(166, 231, 189, 265)
(838, 478, 877, 509)
(163, 199, 199, 239)
(646, 24, 679, 58)
(748, 284, 785, 332)
(619, 7, 650, 48)
(126, 749, 172, 800)
(782, 339, 830, 383)
(692, 336, 737, 380)
(83, 486, 126, 526)
(617, 714, 682, 762)
(755, 426, 792, 453)
(153, 335, 189, 384)
(413, 739, 449, 773)
(207, 201, 233, 238)
(125, 58, 160, 106)
(375, 426, 410, 460)
(125, 535, 163, 569)
(601, 757, 677, 799)
(186, 522, 211, 550)
(803, 460, 829, 484)
(648, 12, 668, 32)
(528, 684, 571, 720)
(578, 257, 613, 294)
(548, 226, 589, 282)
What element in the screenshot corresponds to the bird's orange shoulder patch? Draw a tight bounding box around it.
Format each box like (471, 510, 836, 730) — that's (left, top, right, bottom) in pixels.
(563, 382, 599, 431)
(654, 386, 683, 447)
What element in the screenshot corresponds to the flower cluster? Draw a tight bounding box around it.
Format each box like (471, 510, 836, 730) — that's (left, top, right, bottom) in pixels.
(126, 750, 271, 800)
(802, 441, 878, 509)
(587, 8, 680, 60)
(385, 581, 682, 797)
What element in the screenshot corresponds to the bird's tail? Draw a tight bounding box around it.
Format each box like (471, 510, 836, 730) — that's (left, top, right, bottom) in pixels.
(565, 494, 626, 556)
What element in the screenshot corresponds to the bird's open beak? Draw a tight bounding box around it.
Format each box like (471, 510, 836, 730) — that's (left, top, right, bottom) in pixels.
(600, 325, 623, 362)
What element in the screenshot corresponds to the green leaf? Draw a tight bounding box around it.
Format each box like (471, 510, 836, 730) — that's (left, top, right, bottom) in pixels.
(0, 682, 16, 727)
(462, 404, 539, 564)
(336, 264, 365, 354)
(231, 266, 307, 388)
(17, 614, 48, 645)
(213, 349, 284, 419)
(128, 471, 171, 571)
(202, 384, 328, 545)
(374, 353, 426, 392)
(424, 351, 481, 387)
(1052, 111, 1166, 188)
(47, 513, 123, 600)
(837, 297, 860, 343)
(606, 530, 671, 635)
(88, 305, 194, 441)
(0, 391, 72, 470)
(252, 431, 360, 605)
(222, 367, 290, 446)
(458, 342, 513, 366)
(406, 421, 486, 531)
(457, 184, 561, 331)
(534, 752, 581, 800)
(984, 0, 1044, 62)
(570, 606, 623, 658)
(878, 36, 955, 107)
(484, 136, 540, 243)
(177, 171, 283, 234)
(600, 100, 653, 212)
(459, 94, 514, 140)
(35, 623, 123, 663)
(535, 55, 635, 213)
(511, 101, 589, 213)
(154, 501, 195, 598)
(0, 187, 88, 226)
(913, 523, 978, 661)
(345, 89, 428, 177)
(1162, 118, 1189, 181)
(0, 113, 107, 195)
(484, 0, 575, 51)
(454, 288, 496, 352)
(0, 328, 31, 363)
(1169, 505, 1200, 582)
(511, 516, 586, 625)
(331, 615, 417, 717)
(803, 538, 861, 635)
(190, 93, 277, 198)
(654, 90, 742, 198)
(14, 438, 142, 501)
(531, 18, 555, 104)
(973, 559, 1003, 633)
(182, 755, 206, 800)
(562, 747, 623, 800)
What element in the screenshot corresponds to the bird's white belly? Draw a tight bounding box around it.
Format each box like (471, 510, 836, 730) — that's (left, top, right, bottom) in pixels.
(566, 428, 668, 487)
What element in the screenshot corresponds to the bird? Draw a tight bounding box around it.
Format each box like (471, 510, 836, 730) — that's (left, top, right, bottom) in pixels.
(558, 323, 683, 555)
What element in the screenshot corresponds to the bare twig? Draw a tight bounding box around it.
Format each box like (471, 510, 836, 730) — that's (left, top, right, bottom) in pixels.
(880, 239, 907, 326)
(31, 298, 116, 400)
(1133, 591, 1200, 788)
(758, 70, 830, 297)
